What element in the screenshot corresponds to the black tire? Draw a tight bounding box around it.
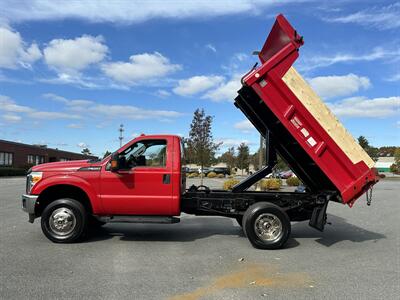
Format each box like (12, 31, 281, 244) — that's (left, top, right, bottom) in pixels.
(235, 215, 243, 227)
(41, 198, 88, 243)
(243, 202, 291, 249)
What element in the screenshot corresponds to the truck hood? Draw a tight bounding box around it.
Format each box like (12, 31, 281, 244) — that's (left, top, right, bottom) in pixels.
(31, 160, 102, 172)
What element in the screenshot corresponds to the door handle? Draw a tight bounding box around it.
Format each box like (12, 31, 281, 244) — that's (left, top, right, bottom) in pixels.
(163, 174, 171, 184)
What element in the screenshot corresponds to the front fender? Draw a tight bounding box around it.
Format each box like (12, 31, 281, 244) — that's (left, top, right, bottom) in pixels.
(31, 174, 102, 213)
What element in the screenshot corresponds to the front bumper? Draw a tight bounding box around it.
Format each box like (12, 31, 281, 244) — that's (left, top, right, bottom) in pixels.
(22, 194, 38, 223)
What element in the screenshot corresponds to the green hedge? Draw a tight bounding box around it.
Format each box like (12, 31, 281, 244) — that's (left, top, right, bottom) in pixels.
(0, 168, 27, 177)
(259, 178, 282, 190)
(223, 179, 240, 190)
(207, 171, 217, 178)
(286, 176, 301, 186)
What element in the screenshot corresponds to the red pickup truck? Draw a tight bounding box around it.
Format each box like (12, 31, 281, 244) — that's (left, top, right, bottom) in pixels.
(21, 15, 378, 249)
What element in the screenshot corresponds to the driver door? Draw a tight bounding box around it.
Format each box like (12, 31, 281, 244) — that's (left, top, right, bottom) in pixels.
(100, 138, 173, 215)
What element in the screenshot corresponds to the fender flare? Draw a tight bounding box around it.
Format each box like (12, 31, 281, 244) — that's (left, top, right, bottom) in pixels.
(32, 174, 102, 213)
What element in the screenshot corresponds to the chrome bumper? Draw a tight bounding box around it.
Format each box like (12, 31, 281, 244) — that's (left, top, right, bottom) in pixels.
(22, 194, 38, 223)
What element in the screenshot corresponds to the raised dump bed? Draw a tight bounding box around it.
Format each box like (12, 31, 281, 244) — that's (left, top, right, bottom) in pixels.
(235, 14, 379, 206)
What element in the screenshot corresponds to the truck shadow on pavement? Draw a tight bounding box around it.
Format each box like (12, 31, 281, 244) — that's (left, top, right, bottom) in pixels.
(86, 214, 385, 248)
(291, 214, 386, 247)
(87, 216, 246, 243)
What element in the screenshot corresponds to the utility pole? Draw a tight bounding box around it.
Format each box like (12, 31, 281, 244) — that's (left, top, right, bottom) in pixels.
(258, 134, 263, 170)
(119, 124, 124, 147)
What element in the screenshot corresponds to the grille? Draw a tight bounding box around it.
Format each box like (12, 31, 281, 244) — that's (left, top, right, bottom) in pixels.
(26, 174, 31, 194)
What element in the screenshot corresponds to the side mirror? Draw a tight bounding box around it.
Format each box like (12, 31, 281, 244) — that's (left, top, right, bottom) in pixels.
(110, 152, 120, 172)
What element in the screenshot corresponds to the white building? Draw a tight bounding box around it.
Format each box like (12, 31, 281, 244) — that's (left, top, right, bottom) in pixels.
(375, 157, 395, 172)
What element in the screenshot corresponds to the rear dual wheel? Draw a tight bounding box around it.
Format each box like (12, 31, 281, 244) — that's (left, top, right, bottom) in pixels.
(242, 202, 291, 249)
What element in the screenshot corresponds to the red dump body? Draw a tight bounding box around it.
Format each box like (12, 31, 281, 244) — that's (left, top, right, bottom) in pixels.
(241, 15, 379, 206)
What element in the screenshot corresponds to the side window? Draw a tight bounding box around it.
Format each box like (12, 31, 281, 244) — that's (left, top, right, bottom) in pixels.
(142, 142, 167, 167)
(121, 139, 167, 168)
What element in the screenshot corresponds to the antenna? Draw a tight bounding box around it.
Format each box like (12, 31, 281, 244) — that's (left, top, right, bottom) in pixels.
(119, 124, 124, 147)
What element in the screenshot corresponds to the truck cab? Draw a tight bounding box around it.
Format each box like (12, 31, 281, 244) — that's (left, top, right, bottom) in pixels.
(22, 134, 185, 242)
(100, 135, 183, 216)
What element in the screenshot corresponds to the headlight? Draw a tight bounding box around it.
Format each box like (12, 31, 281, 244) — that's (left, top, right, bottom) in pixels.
(26, 172, 43, 194)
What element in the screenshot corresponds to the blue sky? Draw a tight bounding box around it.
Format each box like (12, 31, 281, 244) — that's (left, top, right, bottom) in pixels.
(0, 0, 399, 157)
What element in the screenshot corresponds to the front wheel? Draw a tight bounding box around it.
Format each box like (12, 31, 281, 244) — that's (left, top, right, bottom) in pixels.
(243, 202, 291, 249)
(41, 198, 88, 243)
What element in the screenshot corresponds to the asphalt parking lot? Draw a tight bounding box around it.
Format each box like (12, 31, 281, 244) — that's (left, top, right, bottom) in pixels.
(1, 177, 399, 299)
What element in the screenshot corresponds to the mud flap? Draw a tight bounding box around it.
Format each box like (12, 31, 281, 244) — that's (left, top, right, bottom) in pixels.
(309, 200, 329, 231)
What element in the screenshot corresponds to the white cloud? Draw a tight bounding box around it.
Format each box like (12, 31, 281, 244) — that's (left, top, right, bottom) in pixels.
(216, 138, 253, 148)
(328, 96, 400, 118)
(234, 120, 254, 133)
(300, 47, 400, 71)
(77, 142, 88, 149)
(0, 26, 42, 69)
(45, 93, 184, 121)
(44, 35, 108, 73)
(387, 73, 400, 82)
(86, 104, 183, 120)
(203, 74, 242, 102)
(234, 53, 248, 62)
(29, 111, 80, 120)
(1, 1, 305, 24)
(2, 114, 21, 122)
(205, 44, 217, 53)
(0, 95, 34, 112)
(43, 93, 93, 107)
(173, 75, 224, 96)
(308, 73, 371, 99)
(39, 73, 102, 89)
(324, 3, 400, 30)
(0, 94, 81, 120)
(102, 52, 181, 85)
(156, 89, 171, 98)
(38, 72, 131, 90)
(67, 123, 84, 129)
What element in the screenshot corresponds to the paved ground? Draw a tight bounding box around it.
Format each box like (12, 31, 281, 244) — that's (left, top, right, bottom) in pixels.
(0, 177, 399, 300)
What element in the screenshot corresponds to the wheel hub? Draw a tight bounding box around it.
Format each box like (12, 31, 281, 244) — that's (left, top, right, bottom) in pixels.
(49, 208, 76, 236)
(254, 213, 282, 242)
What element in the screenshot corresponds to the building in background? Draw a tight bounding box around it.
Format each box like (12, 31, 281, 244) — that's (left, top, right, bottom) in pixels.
(0, 139, 97, 170)
(375, 157, 395, 172)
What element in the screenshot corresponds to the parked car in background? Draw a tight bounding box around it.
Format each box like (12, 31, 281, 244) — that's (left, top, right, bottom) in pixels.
(188, 167, 199, 174)
(278, 170, 293, 179)
(212, 167, 230, 176)
(295, 185, 307, 193)
(198, 167, 212, 175)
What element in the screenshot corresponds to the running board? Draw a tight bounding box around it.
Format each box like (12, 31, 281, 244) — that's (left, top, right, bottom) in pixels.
(96, 215, 180, 224)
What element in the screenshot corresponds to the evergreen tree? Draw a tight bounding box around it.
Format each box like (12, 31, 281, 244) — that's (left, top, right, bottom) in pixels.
(236, 142, 250, 175)
(185, 109, 221, 183)
(220, 147, 236, 171)
(81, 148, 92, 155)
(357, 136, 378, 161)
(103, 150, 112, 159)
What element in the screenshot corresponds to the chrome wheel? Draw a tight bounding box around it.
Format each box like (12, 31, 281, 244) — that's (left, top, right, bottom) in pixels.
(49, 207, 76, 237)
(254, 213, 283, 242)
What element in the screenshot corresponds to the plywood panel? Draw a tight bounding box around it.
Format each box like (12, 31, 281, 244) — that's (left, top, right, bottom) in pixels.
(282, 67, 374, 168)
